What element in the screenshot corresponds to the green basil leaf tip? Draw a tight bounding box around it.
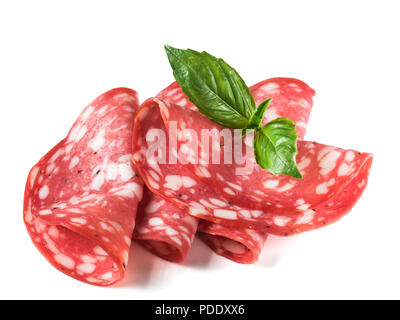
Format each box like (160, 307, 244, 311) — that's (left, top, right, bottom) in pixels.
(164, 45, 256, 129)
(254, 118, 302, 179)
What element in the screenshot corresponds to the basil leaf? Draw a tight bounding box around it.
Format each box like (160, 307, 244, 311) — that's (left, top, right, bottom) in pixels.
(247, 98, 272, 130)
(164, 45, 256, 129)
(254, 118, 302, 178)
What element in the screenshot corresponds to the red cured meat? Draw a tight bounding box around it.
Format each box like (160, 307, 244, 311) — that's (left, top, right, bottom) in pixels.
(133, 187, 197, 262)
(250, 78, 315, 138)
(133, 78, 313, 263)
(132, 100, 221, 262)
(132, 97, 372, 236)
(197, 221, 267, 264)
(152, 78, 315, 263)
(156, 81, 198, 111)
(196, 78, 315, 262)
(266, 153, 372, 235)
(132, 82, 209, 262)
(23, 88, 143, 286)
(132, 83, 199, 262)
(157, 78, 315, 138)
(157, 78, 315, 139)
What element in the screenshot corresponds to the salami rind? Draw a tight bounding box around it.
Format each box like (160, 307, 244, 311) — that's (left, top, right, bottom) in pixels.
(24, 88, 143, 286)
(132, 97, 372, 235)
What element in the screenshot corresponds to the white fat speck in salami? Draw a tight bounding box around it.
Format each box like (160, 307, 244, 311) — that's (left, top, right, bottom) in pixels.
(54, 253, 75, 270)
(273, 216, 292, 227)
(69, 156, 80, 170)
(39, 185, 49, 199)
(264, 180, 279, 189)
(77, 263, 96, 274)
(70, 217, 87, 225)
(214, 209, 237, 220)
(319, 150, 342, 175)
(148, 217, 164, 226)
(81, 255, 97, 263)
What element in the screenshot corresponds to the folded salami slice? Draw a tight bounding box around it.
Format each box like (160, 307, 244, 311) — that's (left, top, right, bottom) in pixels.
(197, 221, 267, 264)
(250, 77, 315, 137)
(133, 187, 198, 262)
(23, 88, 143, 286)
(133, 78, 313, 263)
(132, 97, 372, 236)
(132, 82, 200, 262)
(197, 78, 315, 262)
(156, 81, 197, 111)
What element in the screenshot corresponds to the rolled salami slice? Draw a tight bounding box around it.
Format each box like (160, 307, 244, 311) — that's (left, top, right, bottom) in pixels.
(133, 187, 197, 262)
(196, 78, 315, 262)
(132, 82, 198, 262)
(23, 88, 143, 286)
(133, 78, 313, 263)
(197, 221, 267, 264)
(132, 97, 372, 235)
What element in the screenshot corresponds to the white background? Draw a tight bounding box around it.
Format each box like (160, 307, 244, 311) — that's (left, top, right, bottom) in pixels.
(0, 0, 399, 299)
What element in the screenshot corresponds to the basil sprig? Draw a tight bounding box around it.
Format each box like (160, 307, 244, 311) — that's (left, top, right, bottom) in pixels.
(165, 45, 302, 178)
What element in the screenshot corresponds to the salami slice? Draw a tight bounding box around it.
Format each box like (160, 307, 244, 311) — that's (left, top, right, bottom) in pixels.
(133, 78, 313, 263)
(250, 77, 315, 139)
(156, 81, 197, 111)
(197, 221, 268, 264)
(23, 88, 143, 286)
(133, 187, 197, 262)
(154, 78, 315, 263)
(196, 78, 315, 262)
(157, 78, 315, 140)
(131, 83, 199, 262)
(153, 78, 315, 263)
(132, 97, 372, 235)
